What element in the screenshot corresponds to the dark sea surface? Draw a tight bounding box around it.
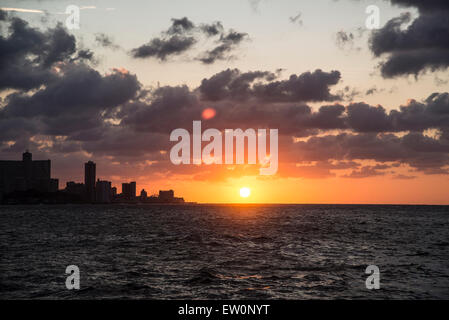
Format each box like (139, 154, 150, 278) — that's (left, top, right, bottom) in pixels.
(0, 204, 448, 299)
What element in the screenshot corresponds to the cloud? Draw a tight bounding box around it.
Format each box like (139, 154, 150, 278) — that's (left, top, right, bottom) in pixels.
(365, 86, 382, 95)
(388, 0, 449, 12)
(1, 12, 449, 181)
(2, 64, 140, 119)
(198, 30, 248, 64)
(166, 17, 195, 35)
(290, 131, 449, 175)
(346, 103, 392, 132)
(199, 68, 341, 102)
(0, 9, 7, 20)
(0, 14, 92, 91)
(131, 35, 196, 60)
(199, 21, 224, 36)
(131, 17, 248, 64)
(342, 164, 392, 178)
(198, 69, 276, 101)
(0, 14, 141, 146)
(370, 2, 449, 77)
(94, 33, 120, 50)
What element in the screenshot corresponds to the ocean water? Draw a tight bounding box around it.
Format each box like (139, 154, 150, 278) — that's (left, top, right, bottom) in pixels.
(0, 204, 448, 299)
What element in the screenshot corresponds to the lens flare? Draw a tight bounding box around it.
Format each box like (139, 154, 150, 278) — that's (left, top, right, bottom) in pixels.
(201, 108, 216, 120)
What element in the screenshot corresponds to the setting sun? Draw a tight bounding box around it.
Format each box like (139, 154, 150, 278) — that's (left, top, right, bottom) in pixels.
(239, 187, 251, 198)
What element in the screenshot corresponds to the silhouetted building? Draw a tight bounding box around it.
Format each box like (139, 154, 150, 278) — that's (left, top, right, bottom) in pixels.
(49, 179, 59, 192)
(130, 182, 136, 199)
(140, 189, 147, 201)
(122, 183, 130, 200)
(144, 189, 185, 203)
(84, 161, 96, 203)
(96, 179, 112, 203)
(122, 181, 136, 201)
(0, 151, 58, 196)
(65, 181, 85, 196)
(158, 190, 175, 201)
(111, 187, 117, 197)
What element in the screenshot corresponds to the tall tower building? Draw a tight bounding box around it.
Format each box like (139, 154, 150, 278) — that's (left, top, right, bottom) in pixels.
(23, 150, 32, 190)
(122, 183, 131, 200)
(130, 181, 136, 200)
(84, 161, 96, 203)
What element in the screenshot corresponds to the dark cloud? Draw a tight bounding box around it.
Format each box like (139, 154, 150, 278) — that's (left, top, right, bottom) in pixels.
(221, 30, 247, 44)
(200, 21, 224, 36)
(308, 104, 347, 130)
(346, 103, 392, 132)
(199, 69, 341, 102)
(131, 17, 197, 60)
(120, 85, 200, 134)
(0, 16, 141, 145)
(166, 17, 195, 35)
(0, 15, 92, 92)
(131, 17, 248, 64)
(291, 131, 449, 175)
(197, 44, 232, 64)
(390, 93, 449, 131)
(340, 93, 449, 133)
(0, 9, 7, 21)
(94, 33, 120, 50)
(199, 69, 276, 101)
(371, 2, 449, 77)
(388, 0, 449, 12)
(252, 70, 342, 102)
(72, 49, 95, 62)
(342, 165, 389, 178)
(2, 64, 140, 119)
(131, 35, 196, 60)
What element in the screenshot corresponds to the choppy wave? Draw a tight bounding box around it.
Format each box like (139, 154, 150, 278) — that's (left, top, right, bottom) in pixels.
(0, 204, 448, 299)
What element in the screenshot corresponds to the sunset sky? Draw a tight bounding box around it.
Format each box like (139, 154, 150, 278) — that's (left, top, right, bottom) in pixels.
(1, 0, 448, 204)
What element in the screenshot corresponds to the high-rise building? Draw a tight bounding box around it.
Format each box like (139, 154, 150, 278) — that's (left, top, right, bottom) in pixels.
(122, 182, 131, 200)
(122, 181, 136, 201)
(84, 161, 96, 203)
(130, 181, 136, 199)
(96, 179, 112, 203)
(0, 151, 58, 196)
